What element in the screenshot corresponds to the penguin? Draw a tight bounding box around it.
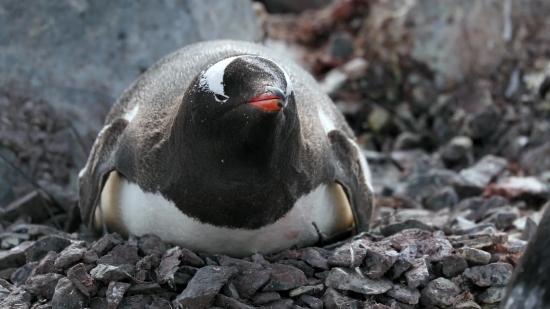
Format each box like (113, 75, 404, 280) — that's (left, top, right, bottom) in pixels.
(78, 40, 374, 257)
(500, 201, 550, 309)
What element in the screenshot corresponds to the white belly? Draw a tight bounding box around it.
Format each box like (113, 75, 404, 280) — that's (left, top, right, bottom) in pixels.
(96, 171, 354, 257)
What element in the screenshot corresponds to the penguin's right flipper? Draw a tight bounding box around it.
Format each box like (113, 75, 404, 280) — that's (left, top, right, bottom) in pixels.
(78, 118, 128, 232)
(328, 130, 374, 234)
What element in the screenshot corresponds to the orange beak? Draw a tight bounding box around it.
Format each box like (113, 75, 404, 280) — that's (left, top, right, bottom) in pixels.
(248, 93, 285, 112)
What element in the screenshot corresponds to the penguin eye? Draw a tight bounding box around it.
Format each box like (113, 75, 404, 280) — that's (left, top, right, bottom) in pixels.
(214, 94, 229, 103)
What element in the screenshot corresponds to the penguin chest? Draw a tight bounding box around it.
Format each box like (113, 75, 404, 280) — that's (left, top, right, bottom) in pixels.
(96, 171, 354, 257)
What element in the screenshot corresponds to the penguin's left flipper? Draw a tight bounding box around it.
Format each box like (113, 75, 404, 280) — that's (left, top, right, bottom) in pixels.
(78, 118, 129, 233)
(328, 130, 374, 234)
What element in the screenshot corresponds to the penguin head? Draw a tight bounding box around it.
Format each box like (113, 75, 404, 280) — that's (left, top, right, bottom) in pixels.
(181, 55, 298, 152)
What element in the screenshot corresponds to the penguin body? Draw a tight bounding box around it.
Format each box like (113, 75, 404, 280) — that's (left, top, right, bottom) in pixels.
(78, 40, 374, 257)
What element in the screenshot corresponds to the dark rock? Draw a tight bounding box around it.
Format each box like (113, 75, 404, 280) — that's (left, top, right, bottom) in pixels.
(127, 282, 162, 294)
(67, 263, 96, 297)
(480, 206, 519, 230)
(106, 281, 131, 309)
(453, 155, 508, 197)
(298, 294, 323, 309)
(52, 277, 89, 308)
(233, 266, 271, 298)
(263, 263, 307, 292)
(25, 273, 64, 299)
(53, 242, 86, 270)
(453, 196, 508, 223)
(327, 239, 368, 268)
(448, 233, 507, 249)
(325, 267, 392, 295)
(302, 248, 329, 270)
(11, 262, 38, 287)
(90, 264, 135, 283)
(321, 288, 361, 309)
(222, 282, 240, 300)
(440, 136, 473, 164)
(462, 263, 513, 287)
(0, 190, 58, 223)
(180, 248, 205, 267)
(380, 220, 434, 237)
(98, 244, 141, 267)
(0, 241, 33, 269)
(441, 254, 468, 278)
(363, 244, 399, 279)
(425, 186, 459, 211)
(25, 235, 71, 262)
(137, 234, 168, 257)
(89, 297, 108, 309)
(173, 265, 238, 309)
(405, 258, 430, 289)
(135, 254, 159, 282)
(89, 233, 124, 255)
(118, 294, 146, 309)
(278, 259, 314, 278)
(156, 247, 181, 287)
(387, 283, 421, 305)
(82, 250, 100, 264)
(0, 288, 32, 308)
(264, 298, 294, 309)
(419, 278, 461, 307)
(394, 132, 422, 150)
(34, 251, 57, 275)
(218, 256, 259, 273)
(388, 245, 416, 280)
(148, 295, 172, 309)
(214, 294, 255, 309)
(0, 268, 17, 280)
(251, 291, 281, 305)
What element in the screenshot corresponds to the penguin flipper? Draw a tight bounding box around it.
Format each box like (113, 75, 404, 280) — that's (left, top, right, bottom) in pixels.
(78, 118, 129, 232)
(328, 130, 374, 234)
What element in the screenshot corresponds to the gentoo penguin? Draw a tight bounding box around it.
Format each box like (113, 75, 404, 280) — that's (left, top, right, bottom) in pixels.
(78, 40, 374, 257)
(501, 201, 550, 308)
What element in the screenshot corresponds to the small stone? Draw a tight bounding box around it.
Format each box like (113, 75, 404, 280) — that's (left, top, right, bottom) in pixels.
(321, 288, 361, 309)
(1, 233, 30, 250)
(477, 286, 506, 304)
(135, 254, 159, 282)
(327, 240, 368, 268)
(98, 244, 140, 267)
(455, 300, 482, 309)
(53, 242, 86, 270)
(180, 248, 205, 267)
(264, 298, 294, 309)
(0, 286, 9, 302)
(173, 266, 238, 309)
(388, 245, 416, 280)
(380, 220, 434, 237)
(127, 282, 162, 294)
(137, 234, 169, 257)
(156, 247, 182, 287)
(0, 242, 33, 269)
(214, 294, 255, 309)
(89, 297, 108, 309)
(222, 282, 239, 299)
(11, 262, 38, 287)
(25, 236, 71, 262)
(454, 155, 508, 197)
(251, 253, 269, 266)
(106, 281, 131, 309)
(302, 248, 329, 270)
(0, 288, 32, 308)
(298, 295, 323, 309)
(441, 136, 473, 163)
(394, 132, 422, 150)
(405, 258, 430, 289)
(262, 263, 307, 292)
(25, 273, 64, 299)
(251, 291, 280, 305)
(278, 259, 314, 278)
(387, 284, 420, 305)
(0, 268, 17, 280)
(218, 256, 258, 272)
(458, 247, 492, 266)
(82, 250, 100, 264)
(288, 284, 324, 297)
(67, 263, 96, 297)
(88, 233, 124, 255)
(420, 278, 461, 307)
(117, 294, 146, 309)
(325, 267, 392, 295)
(425, 186, 459, 211)
(462, 263, 513, 287)
(51, 277, 89, 308)
(363, 244, 399, 279)
(34, 251, 57, 275)
(90, 264, 134, 283)
(441, 254, 468, 278)
(233, 267, 271, 298)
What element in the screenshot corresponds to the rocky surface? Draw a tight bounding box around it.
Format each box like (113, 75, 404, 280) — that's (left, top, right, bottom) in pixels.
(1, 0, 550, 308)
